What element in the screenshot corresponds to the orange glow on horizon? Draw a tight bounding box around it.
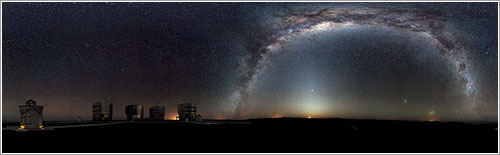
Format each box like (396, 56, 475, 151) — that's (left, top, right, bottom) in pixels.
(213, 117, 226, 120)
(273, 115, 284, 118)
(427, 118, 438, 122)
(165, 114, 179, 120)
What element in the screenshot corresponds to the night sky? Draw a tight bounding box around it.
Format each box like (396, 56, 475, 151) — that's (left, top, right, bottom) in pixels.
(2, 2, 498, 122)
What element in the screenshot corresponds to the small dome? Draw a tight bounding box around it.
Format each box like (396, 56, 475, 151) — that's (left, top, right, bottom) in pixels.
(26, 99, 36, 105)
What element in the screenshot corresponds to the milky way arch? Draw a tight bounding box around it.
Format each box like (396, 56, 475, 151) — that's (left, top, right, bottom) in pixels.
(230, 7, 477, 118)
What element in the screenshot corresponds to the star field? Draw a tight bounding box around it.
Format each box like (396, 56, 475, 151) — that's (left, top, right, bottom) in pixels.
(2, 2, 498, 122)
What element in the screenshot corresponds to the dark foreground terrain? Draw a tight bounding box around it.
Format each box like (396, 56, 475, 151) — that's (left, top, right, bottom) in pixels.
(2, 118, 498, 153)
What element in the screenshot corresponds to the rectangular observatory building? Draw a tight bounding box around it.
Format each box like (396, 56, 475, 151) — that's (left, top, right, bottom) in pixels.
(93, 102, 113, 121)
(177, 103, 197, 121)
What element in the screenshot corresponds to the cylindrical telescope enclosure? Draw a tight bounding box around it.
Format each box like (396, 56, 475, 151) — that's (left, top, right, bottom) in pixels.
(149, 105, 165, 120)
(19, 99, 44, 129)
(126, 104, 144, 121)
(93, 102, 113, 121)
